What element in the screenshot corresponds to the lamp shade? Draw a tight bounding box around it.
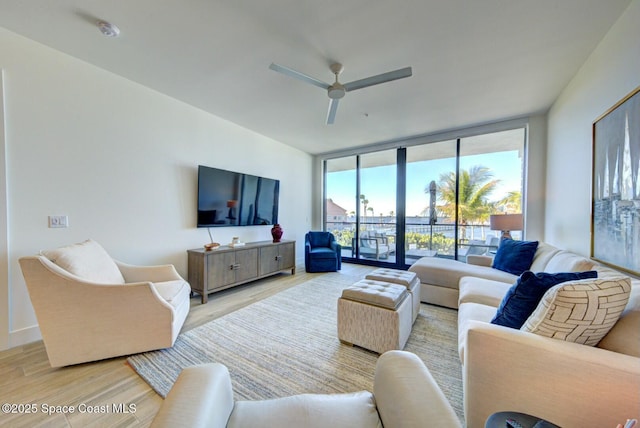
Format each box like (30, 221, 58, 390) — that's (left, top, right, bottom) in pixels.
(490, 214, 523, 231)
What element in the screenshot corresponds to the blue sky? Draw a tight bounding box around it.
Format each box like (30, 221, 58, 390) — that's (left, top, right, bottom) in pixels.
(327, 150, 523, 217)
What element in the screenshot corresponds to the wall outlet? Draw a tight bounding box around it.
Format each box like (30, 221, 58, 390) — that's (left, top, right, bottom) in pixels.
(48, 215, 69, 228)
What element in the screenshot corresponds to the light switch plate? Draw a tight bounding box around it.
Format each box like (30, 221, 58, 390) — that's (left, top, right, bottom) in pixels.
(48, 215, 68, 228)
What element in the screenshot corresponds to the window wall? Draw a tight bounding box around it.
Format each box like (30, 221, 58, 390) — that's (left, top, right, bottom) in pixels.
(324, 126, 526, 268)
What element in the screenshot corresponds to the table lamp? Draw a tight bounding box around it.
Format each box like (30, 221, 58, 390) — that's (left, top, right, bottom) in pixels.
(227, 200, 237, 220)
(490, 214, 523, 240)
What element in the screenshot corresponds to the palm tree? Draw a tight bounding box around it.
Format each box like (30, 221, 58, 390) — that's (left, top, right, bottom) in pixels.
(359, 194, 369, 219)
(497, 191, 522, 213)
(432, 165, 500, 239)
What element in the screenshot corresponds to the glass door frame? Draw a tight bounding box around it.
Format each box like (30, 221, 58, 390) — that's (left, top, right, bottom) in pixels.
(330, 153, 403, 268)
(322, 120, 528, 270)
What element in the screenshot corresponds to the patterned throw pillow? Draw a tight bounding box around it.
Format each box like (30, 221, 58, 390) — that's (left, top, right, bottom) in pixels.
(521, 277, 631, 346)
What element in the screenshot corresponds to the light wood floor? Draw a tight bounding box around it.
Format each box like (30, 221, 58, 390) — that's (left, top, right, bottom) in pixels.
(0, 263, 374, 427)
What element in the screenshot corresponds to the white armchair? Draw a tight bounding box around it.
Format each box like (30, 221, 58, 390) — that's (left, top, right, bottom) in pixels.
(19, 239, 191, 367)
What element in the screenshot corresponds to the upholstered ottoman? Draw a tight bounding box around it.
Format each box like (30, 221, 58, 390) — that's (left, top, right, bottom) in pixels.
(365, 268, 421, 322)
(337, 279, 413, 354)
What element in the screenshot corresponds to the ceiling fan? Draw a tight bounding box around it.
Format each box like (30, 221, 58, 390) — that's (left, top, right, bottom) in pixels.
(269, 62, 412, 124)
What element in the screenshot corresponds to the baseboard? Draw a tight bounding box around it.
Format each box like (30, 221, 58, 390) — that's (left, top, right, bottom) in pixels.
(8, 324, 41, 348)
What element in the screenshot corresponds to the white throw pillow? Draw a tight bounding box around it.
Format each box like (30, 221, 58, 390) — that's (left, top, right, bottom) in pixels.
(521, 276, 631, 346)
(41, 239, 125, 284)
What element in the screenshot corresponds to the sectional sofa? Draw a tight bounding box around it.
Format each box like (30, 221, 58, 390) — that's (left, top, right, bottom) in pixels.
(411, 242, 640, 428)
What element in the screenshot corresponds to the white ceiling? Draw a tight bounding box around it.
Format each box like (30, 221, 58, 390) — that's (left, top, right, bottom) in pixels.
(0, 0, 632, 155)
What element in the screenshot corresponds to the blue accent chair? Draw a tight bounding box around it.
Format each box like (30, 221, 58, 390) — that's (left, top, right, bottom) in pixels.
(305, 231, 341, 273)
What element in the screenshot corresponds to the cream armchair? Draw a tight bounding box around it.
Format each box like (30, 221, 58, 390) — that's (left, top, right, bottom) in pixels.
(151, 350, 461, 428)
(19, 239, 191, 367)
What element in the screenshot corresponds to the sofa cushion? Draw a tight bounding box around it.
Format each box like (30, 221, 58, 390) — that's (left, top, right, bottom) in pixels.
(309, 247, 338, 259)
(41, 239, 125, 284)
(521, 277, 631, 346)
(458, 302, 497, 363)
(543, 250, 596, 273)
(596, 281, 640, 357)
(491, 270, 598, 329)
(597, 309, 640, 357)
(492, 239, 539, 275)
(528, 242, 562, 271)
(228, 391, 382, 428)
(458, 277, 512, 307)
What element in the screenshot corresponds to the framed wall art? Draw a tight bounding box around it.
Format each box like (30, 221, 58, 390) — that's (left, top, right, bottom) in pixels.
(592, 85, 640, 276)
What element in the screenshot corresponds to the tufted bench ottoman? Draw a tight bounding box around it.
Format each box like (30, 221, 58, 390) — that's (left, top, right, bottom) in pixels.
(337, 279, 413, 354)
(365, 268, 421, 322)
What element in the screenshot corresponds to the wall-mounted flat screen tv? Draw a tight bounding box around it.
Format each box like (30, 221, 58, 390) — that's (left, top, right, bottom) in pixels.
(197, 165, 280, 227)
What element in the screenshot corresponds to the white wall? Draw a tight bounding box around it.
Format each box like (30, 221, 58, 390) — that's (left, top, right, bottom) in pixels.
(524, 114, 547, 241)
(546, 0, 640, 256)
(0, 27, 313, 350)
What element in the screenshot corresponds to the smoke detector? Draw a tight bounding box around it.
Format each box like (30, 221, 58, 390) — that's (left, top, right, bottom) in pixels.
(97, 21, 120, 37)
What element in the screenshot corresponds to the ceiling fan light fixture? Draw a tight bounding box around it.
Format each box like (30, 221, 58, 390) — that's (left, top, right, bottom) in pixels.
(97, 21, 120, 37)
(328, 84, 346, 99)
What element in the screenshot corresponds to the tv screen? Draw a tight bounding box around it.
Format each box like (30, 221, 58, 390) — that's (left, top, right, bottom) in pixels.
(197, 165, 280, 227)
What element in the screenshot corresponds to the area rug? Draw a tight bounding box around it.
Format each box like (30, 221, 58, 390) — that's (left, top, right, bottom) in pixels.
(127, 271, 463, 421)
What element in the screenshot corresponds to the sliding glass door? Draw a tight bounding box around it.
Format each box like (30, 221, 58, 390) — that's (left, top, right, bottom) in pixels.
(324, 127, 526, 268)
(457, 129, 525, 260)
(404, 141, 457, 264)
(358, 150, 397, 262)
(324, 151, 398, 264)
(325, 156, 357, 260)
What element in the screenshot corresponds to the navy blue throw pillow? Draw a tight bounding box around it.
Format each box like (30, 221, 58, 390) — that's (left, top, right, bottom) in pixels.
(491, 270, 598, 329)
(492, 239, 539, 275)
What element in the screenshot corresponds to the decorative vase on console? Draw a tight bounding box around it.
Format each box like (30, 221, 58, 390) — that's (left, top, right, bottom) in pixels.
(271, 224, 283, 242)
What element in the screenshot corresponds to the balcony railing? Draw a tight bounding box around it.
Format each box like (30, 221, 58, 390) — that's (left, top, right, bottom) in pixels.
(326, 219, 510, 263)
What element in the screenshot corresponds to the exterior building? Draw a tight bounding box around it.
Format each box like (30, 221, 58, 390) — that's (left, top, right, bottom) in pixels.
(326, 199, 348, 223)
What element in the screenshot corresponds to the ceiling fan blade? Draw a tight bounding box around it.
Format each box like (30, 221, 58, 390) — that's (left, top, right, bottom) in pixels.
(269, 63, 330, 90)
(326, 98, 340, 125)
(343, 66, 412, 92)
